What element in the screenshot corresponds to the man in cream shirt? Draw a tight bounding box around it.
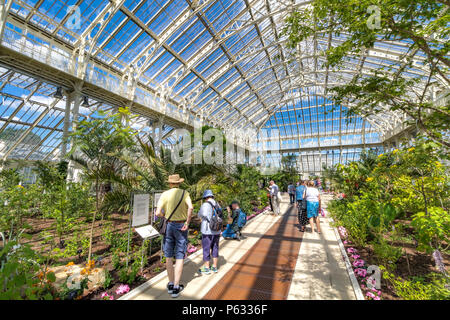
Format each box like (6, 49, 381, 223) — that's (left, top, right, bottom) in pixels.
(156, 174, 193, 298)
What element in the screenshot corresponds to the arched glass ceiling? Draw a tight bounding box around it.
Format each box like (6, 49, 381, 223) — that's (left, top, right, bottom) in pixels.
(0, 0, 444, 170)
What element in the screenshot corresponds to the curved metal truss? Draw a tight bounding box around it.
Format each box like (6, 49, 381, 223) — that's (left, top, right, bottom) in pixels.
(0, 0, 447, 172)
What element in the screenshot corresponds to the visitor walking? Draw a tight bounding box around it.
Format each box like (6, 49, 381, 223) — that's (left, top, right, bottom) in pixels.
(295, 180, 308, 232)
(155, 174, 193, 298)
(198, 190, 222, 275)
(288, 182, 296, 204)
(305, 180, 321, 233)
(267, 180, 280, 215)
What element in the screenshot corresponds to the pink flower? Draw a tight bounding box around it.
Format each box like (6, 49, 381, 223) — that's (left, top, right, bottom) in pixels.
(354, 268, 367, 278)
(351, 254, 360, 260)
(188, 247, 197, 253)
(372, 289, 382, 296)
(352, 259, 365, 267)
(187, 244, 198, 253)
(366, 292, 375, 299)
(365, 290, 381, 300)
(347, 247, 357, 254)
(115, 284, 130, 295)
(338, 226, 348, 239)
(101, 292, 114, 300)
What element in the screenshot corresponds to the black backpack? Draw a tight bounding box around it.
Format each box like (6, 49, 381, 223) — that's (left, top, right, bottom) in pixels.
(205, 201, 223, 232)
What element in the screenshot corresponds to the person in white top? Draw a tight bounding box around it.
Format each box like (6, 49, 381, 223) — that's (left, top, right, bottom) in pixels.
(303, 180, 322, 233)
(267, 180, 281, 215)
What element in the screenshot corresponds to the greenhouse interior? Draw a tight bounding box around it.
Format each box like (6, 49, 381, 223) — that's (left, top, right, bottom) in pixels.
(0, 0, 448, 302)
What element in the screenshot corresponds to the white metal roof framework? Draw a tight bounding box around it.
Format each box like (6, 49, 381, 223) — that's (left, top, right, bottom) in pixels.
(0, 0, 446, 173)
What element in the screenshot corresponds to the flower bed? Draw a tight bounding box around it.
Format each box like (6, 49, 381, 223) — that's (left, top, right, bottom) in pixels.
(247, 206, 270, 221)
(336, 224, 449, 300)
(338, 226, 382, 300)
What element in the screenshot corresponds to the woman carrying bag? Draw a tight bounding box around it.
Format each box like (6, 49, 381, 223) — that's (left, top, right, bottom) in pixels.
(295, 180, 308, 232)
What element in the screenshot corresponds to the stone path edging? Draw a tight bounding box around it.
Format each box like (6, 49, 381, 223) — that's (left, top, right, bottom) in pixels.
(327, 211, 365, 300)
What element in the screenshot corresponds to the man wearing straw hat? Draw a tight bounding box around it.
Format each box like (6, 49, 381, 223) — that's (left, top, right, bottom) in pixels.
(155, 174, 193, 298)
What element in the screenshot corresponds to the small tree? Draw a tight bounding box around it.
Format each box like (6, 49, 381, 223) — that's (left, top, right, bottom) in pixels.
(68, 107, 136, 262)
(0, 169, 33, 241)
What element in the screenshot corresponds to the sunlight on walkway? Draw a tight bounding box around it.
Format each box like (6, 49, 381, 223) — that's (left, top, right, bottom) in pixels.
(121, 195, 356, 300)
(287, 195, 356, 300)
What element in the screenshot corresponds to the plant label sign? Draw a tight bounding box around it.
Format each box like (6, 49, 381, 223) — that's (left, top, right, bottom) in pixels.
(153, 193, 162, 208)
(132, 194, 150, 227)
(153, 192, 162, 222)
(135, 225, 159, 239)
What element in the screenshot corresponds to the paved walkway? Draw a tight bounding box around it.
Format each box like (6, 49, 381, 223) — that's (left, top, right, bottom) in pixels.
(121, 196, 357, 300)
(287, 195, 356, 300)
(204, 203, 301, 300)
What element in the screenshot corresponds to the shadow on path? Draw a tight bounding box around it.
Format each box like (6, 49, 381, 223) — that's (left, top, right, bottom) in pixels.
(203, 204, 304, 300)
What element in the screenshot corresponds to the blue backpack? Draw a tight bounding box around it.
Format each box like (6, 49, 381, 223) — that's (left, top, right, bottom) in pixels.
(237, 209, 247, 228)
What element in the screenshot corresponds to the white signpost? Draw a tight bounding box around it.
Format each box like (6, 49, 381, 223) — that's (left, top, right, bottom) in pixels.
(126, 192, 162, 269)
(132, 194, 150, 227)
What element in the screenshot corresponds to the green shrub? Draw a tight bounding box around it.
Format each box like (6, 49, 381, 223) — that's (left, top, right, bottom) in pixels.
(0, 240, 54, 300)
(371, 238, 403, 269)
(330, 196, 372, 247)
(382, 268, 450, 300)
(102, 223, 128, 252)
(50, 230, 89, 261)
(111, 249, 122, 270)
(102, 269, 113, 289)
(411, 207, 450, 253)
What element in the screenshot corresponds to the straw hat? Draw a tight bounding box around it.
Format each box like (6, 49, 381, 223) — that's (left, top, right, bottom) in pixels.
(168, 174, 184, 184)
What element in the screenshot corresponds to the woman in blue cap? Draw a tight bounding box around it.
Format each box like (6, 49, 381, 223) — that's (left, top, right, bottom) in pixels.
(198, 189, 222, 275)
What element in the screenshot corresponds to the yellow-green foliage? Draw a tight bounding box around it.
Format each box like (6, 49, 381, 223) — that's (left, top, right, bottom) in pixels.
(382, 267, 450, 300)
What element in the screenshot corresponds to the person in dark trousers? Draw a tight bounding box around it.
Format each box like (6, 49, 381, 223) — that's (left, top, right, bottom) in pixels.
(296, 180, 308, 232)
(225, 201, 242, 241)
(288, 182, 296, 204)
(267, 192, 273, 212)
(267, 180, 280, 215)
(198, 189, 221, 275)
(230, 200, 247, 239)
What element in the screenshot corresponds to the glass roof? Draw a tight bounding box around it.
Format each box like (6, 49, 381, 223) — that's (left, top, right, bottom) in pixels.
(0, 0, 444, 173)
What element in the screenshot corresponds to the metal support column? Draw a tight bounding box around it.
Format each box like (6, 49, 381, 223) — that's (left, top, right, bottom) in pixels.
(60, 92, 73, 160)
(155, 116, 165, 156)
(67, 86, 82, 182)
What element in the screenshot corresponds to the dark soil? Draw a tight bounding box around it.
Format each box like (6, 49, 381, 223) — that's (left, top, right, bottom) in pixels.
(21, 209, 265, 300)
(82, 254, 167, 300)
(83, 210, 265, 300)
